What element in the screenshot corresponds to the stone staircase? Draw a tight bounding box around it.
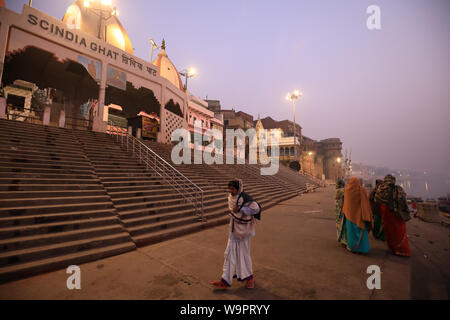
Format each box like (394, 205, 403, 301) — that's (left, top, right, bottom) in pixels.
(0, 118, 308, 282)
(0, 119, 135, 282)
(144, 141, 306, 209)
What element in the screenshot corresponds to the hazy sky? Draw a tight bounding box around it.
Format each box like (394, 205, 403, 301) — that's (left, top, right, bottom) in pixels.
(5, 0, 450, 174)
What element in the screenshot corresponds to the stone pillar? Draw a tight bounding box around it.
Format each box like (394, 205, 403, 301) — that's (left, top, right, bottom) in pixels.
(58, 109, 65, 128)
(136, 128, 141, 139)
(0, 97, 6, 119)
(43, 106, 51, 126)
(92, 61, 108, 133)
(0, 22, 10, 85)
(156, 84, 167, 143)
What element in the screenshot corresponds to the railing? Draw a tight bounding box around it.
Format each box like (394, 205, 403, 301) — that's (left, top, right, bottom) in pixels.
(107, 123, 204, 221)
(65, 116, 92, 131)
(6, 108, 43, 124)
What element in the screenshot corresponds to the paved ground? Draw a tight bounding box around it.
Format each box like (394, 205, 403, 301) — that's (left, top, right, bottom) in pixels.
(0, 186, 448, 300)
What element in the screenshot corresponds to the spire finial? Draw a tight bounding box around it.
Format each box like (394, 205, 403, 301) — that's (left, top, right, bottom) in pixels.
(161, 39, 166, 50)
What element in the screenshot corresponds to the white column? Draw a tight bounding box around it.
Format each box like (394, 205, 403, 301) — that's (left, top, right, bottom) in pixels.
(58, 109, 65, 128)
(136, 127, 141, 139)
(157, 84, 166, 143)
(0, 22, 10, 85)
(92, 60, 108, 132)
(0, 97, 6, 119)
(43, 106, 51, 126)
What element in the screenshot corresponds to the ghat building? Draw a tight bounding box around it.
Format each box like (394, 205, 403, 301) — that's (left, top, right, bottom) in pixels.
(0, 1, 221, 144)
(204, 102, 343, 180)
(0, 2, 341, 180)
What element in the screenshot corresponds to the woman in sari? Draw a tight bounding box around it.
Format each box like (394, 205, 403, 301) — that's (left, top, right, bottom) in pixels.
(375, 175, 411, 257)
(335, 179, 347, 247)
(370, 179, 386, 241)
(342, 177, 373, 253)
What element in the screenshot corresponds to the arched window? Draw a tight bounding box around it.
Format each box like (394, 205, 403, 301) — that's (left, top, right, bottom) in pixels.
(280, 148, 284, 156)
(290, 147, 294, 156)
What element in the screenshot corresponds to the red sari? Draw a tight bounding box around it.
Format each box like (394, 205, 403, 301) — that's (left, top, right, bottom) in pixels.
(381, 204, 411, 257)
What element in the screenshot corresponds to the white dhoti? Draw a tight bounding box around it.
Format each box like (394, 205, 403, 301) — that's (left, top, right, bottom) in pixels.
(221, 236, 253, 286)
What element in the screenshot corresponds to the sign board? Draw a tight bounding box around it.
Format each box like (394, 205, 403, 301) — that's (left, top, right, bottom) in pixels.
(142, 116, 159, 139)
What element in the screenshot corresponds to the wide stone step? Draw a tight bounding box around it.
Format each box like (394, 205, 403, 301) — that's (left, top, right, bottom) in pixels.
(0, 216, 120, 240)
(0, 166, 95, 175)
(0, 129, 76, 141)
(91, 161, 142, 167)
(0, 183, 103, 192)
(0, 141, 86, 155)
(0, 189, 106, 199)
(132, 209, 229, 247)
(0, 150, 89, 163)
(0, 224, 125, 253)
(0, 201, 114, 217)
(93, 164, 147, 170)
(111, 189, 224, 204)
(88, 155, 138, 162)
(99, 174, 162, 182)
(0, 241, 135, 283)
(0, 177, 100, 185)
(0, 160, 93, 171)
(0, 208, 116, 228)
(0, 232, 132, 268)
(0, 140, 85, 155)
(0, 195, 111, 207)
(0, 172, 98, 180)
(94, 167, 147, 174)
(0, 128, 76, 143)
(0, 155, 91, 167)
(119, 198, 227, 220)
(115, 193, 227, 212)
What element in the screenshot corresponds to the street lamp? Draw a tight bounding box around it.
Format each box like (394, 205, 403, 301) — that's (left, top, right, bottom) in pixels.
(286, 90, 303, 161)
(308, 151, 313, 176)
(179, 68, 197, 92)
(82, 0, 119, 41)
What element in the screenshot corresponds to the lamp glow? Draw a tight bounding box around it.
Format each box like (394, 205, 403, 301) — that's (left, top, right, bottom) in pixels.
(188, 68, 197, 77)
(101, 0, 112, 6)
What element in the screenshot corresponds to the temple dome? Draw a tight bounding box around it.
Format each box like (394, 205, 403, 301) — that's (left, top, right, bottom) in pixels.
(152, 40, 184, 91)
(62, 0, 134, 54)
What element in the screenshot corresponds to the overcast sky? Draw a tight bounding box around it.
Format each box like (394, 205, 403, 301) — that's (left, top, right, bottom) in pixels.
(5, 0, 450, 174)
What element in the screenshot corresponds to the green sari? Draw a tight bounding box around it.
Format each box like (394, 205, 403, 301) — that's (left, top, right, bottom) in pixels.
(335, 188, 347, 245)
(369, 188, 386, 241)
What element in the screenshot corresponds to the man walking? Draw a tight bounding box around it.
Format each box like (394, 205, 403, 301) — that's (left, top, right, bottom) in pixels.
(209, 179, 260, 289)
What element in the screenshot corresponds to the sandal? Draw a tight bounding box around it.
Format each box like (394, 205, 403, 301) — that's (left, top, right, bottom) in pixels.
(246, 278, 255, 289)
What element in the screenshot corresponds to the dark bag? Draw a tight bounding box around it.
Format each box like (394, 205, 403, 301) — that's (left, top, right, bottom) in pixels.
(236, 192, 262, 220)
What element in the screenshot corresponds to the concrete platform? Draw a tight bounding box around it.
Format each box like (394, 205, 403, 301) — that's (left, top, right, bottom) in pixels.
(0, 186, 448, 300)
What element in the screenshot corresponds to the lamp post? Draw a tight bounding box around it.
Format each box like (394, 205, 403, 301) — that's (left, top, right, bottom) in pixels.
(286, 90, 303, 161)
(179, 68, 197, 92)
(337, 157, 342, 179)
(307, 151, 313, 176)
(83, 0, 119, 41)
(149, 39, 159, 62)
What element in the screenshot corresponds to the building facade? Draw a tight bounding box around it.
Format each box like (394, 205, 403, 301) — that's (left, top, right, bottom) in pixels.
(0, 3, 188, 144)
